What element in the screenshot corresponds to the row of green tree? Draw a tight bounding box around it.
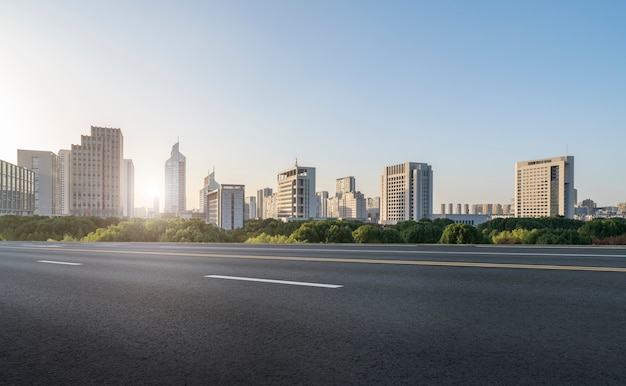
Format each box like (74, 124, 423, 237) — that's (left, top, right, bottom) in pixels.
(1, 215, 626, 245)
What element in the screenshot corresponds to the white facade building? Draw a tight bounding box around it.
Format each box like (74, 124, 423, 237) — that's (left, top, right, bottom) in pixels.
(276, 163, 316, 220)
(206, 184, 245, 230)
(327, 176, 366, 220)
(199, 170, 220, 215)
(515, 156, 575, 218)
(164, 142, 186, 215)
(256, 187, 273, 219)
(245, 196, 256, 220)
(17, 150, 62, 216)
(380, 162, 433, 224)
(316, 191, 329, 218)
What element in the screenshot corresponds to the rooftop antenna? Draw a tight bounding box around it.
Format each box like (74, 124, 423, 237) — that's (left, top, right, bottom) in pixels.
(295, 157, 298, 167)
(566, 144, 568, 156)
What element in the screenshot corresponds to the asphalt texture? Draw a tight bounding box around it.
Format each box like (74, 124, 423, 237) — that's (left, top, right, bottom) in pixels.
(1, 242, 625, 385)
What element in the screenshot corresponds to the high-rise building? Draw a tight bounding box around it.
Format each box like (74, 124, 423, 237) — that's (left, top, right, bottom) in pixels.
(336, 176, 355, 195)
(328, 176, 366, 220)
(316, 191, 329, 218)
(164, 142, 186, 215)
(0, 159, 35, 216)
(256, 188, 273, 219)
(70, 126, 124, 217)
(123, 159, 135, 218)
(199, 170, 220, 215)
(245, 196, 256, 220)
(17, 150, 62, 216)
(58, 149, 71, 215)
(380, 162, 433, 224)
(276, 163, 316, 220)
(515, 156, 575, 218)
(206, 184, 245, 230)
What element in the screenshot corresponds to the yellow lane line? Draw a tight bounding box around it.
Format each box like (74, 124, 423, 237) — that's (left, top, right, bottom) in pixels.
(5, 246, 626, 273)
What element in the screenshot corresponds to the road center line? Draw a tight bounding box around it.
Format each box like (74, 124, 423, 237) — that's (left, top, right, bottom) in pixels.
(205, 275, 343, 288)
(37, 260, 82, 266)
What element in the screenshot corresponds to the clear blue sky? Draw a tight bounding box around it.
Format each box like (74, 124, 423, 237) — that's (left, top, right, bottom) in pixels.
(1, 1, 625, 210)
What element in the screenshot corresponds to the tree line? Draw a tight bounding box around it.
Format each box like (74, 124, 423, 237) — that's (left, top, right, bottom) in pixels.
(1, 215, 626, 245)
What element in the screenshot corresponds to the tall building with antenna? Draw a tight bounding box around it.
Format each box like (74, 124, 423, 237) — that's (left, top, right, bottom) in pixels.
(276, 160, 316, 220)
(164, 141, 186, 215)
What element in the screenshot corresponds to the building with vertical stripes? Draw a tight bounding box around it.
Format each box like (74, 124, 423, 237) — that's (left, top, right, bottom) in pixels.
(276, 162, 316, 220)
(380, 162, 433, 224)
(70, 126, 124, 217)
(0, 159, 35, 216)
(206, 184, 245, 230)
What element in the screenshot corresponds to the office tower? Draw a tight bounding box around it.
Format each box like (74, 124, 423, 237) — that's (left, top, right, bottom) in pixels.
(123, 159, 134, 217)
(164, 142, 186, 215)
(17, 150, 62, 216)
(515, 156, 575, 218)
(71, 126, 124, 217)
(256, 188, 273, 219)
(276, 163, 316, 220)
(380, 162, 433, 224)
(0, 159, 35, 216)
(206, 184, 245, 230)
(58, 149, 71, 215)
(199, 170, 220, 215)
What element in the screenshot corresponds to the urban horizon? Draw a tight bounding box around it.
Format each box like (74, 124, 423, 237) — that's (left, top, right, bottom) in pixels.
(4, 127, 624, 218)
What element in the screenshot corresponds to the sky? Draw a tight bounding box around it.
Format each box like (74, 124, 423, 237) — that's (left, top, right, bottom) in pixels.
(1, 0, 625, 211)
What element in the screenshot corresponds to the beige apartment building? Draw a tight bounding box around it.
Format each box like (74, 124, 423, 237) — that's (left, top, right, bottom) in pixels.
(515, 156, 575, 218)
(71, 126, 124, 217)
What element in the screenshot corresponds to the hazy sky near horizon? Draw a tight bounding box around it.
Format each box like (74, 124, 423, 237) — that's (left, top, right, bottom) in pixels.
(1, 1, 625, 210)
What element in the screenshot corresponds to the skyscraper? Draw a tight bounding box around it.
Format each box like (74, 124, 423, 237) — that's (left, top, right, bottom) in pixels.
(276, 162, 316, 220)
(70, 126, 124, 217)
(164, 142, 186, 215)
(515, 156, 575, 218)
(380, 162, 433, 224)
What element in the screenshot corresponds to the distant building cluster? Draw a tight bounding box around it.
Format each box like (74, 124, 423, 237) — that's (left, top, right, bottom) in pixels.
(2, 127, 133, 217)
(2, 125, 622, 227)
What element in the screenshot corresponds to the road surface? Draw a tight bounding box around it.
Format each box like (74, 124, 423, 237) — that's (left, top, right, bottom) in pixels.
(1, 242, 625, 384)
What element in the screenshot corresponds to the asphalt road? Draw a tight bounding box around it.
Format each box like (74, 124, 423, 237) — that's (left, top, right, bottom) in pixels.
(1, 242, 625, 385)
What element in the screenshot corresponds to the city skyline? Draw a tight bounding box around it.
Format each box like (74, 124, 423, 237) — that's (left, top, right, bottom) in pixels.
(2, 1, 625, 209)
